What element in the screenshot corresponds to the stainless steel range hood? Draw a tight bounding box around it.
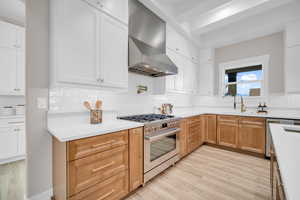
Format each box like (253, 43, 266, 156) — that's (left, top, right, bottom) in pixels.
(129, 0, 178, 77)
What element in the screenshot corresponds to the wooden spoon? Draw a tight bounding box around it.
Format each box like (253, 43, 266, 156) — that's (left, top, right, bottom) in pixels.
(83, 101, 92, 110)
(95, 100, 102, 110)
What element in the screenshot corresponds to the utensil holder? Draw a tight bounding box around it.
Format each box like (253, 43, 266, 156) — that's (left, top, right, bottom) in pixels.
(90, 110, 102, 124)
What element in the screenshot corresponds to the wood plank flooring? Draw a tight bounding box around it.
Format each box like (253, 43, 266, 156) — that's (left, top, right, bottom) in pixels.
(127, 146, 271, 200)
(0, 160, 25, 200)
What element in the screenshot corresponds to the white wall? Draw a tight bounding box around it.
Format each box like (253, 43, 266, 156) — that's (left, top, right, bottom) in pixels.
(194, 32, 300, 110)
(214, 32, 284, 95)
(26, 0, 52, 199)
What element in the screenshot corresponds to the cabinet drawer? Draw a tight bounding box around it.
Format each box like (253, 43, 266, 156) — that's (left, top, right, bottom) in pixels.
(68, 130, 128, 161)
(239, 117, 265, 127)
(218, 115, 239, 123)
(69, 170, 128, 200)
(68, 145, 128, 196)
(188, 116, 201, 124)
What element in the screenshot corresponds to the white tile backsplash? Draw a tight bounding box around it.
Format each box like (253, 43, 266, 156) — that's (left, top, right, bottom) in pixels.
(49, 73, 195, 115)
(49, 73, 300, 114)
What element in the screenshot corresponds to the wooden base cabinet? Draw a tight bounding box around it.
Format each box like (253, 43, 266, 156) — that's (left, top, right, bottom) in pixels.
(238, 117, 266, 154)
(187, 116, 203, 153)
(271, 144, 286, 200)
(129, 128, 144, 192)
(217, 116, 239, 148)
(53, 128, 144, 200)
(179, 116, 204, 158)
(203, 115, 217, 144)
(179, 119, 188, 157)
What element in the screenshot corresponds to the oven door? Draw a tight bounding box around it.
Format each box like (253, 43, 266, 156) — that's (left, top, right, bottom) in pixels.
(144, 128, 180, 173)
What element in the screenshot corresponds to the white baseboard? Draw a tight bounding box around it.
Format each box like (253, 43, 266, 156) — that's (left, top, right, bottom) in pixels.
(26, 188, 53, 200)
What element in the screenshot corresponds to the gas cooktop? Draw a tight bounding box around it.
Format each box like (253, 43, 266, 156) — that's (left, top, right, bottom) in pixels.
(118, 114, 175, 123)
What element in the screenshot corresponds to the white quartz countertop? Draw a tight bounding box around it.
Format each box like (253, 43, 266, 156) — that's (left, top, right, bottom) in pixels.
(48, 107, 300, 142)
(173, 108, 300, 120)
(269, 124, 300, 200)
(48, 114, 144, 142)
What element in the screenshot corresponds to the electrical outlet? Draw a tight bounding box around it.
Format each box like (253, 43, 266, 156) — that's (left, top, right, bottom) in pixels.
(37, 97, 48, 109)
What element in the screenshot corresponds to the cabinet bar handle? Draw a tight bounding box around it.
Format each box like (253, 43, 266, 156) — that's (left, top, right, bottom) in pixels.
(97, 189, 115, 200)
(92, 161, 115, 173)
(92, 140, 116, 148)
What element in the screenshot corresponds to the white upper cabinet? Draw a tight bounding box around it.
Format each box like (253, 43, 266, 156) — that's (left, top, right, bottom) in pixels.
(286, 20, 300, 48)
(198, 49, 215, 96)
(50, 0, 128, 90)
(285, 46, 300, 94)
(159, 48, 197, 94)
(54, 0, 99, 86)
(166, 25, 199, 63)
(0, 48, 18, 94)
(285, 20, 300, 94)
(84, 0, 128, 24)
(99, 13, 128, 88)
(0, 21, 17, 48)
(0, 21, 25, 96)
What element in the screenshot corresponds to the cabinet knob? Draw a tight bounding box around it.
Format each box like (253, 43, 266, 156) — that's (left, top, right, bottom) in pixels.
(14, 88, 20, 91)
(97, 78, 104, 83)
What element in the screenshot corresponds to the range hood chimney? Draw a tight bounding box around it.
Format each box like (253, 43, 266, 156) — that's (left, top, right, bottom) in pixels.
(128, 0, 178, 77)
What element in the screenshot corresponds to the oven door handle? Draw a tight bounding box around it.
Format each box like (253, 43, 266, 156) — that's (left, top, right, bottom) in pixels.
(145, 128, 181, 142)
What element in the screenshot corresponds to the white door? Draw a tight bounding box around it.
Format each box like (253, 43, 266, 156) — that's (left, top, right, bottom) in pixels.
(99, 13, 128, 88)
(0, 21, 17, 48)
(0, 48, 17, 95)
(57, 0, 100, 86)
(0, 127, 19, 160)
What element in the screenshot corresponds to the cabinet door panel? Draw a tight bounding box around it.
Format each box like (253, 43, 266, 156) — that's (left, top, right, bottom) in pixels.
(100, 0, 128, 23)
(0, 48, 17, 94)
(0, 21, 17, 48)
(205, 115, 217, 144)
(129, 128, 143, 191)
(286, 46, 300, 93)
(179, 119, 188, 157)
(57, 0, 99, 86)
(238, 117, 265, 154)
(217, 116, 239, 148)
(0, 127, 19, 159)
(100, 14, 128, 88)
(16, 50, 25, 95)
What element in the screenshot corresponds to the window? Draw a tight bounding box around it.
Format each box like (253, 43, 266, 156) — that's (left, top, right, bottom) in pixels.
(219, 55, 269, 97)
(224, 65, 262, 96)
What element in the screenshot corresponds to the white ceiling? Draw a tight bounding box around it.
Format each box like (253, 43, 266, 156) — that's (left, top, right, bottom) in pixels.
(0, 0, 25, 26)
(149, 0, 299, 48)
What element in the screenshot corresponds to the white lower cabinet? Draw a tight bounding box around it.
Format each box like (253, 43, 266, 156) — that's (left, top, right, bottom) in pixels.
(0, 124, 25, 164)
(51, 0, 128, 90)
(285, 46, 300, 93)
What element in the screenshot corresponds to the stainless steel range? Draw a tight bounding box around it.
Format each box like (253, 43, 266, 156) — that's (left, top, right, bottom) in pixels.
(119, 114, 181, 183)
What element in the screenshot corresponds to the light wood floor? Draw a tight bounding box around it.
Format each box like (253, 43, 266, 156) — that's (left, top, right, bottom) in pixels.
(0, 160, 25, 200)
(127, 146, 271, 200)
